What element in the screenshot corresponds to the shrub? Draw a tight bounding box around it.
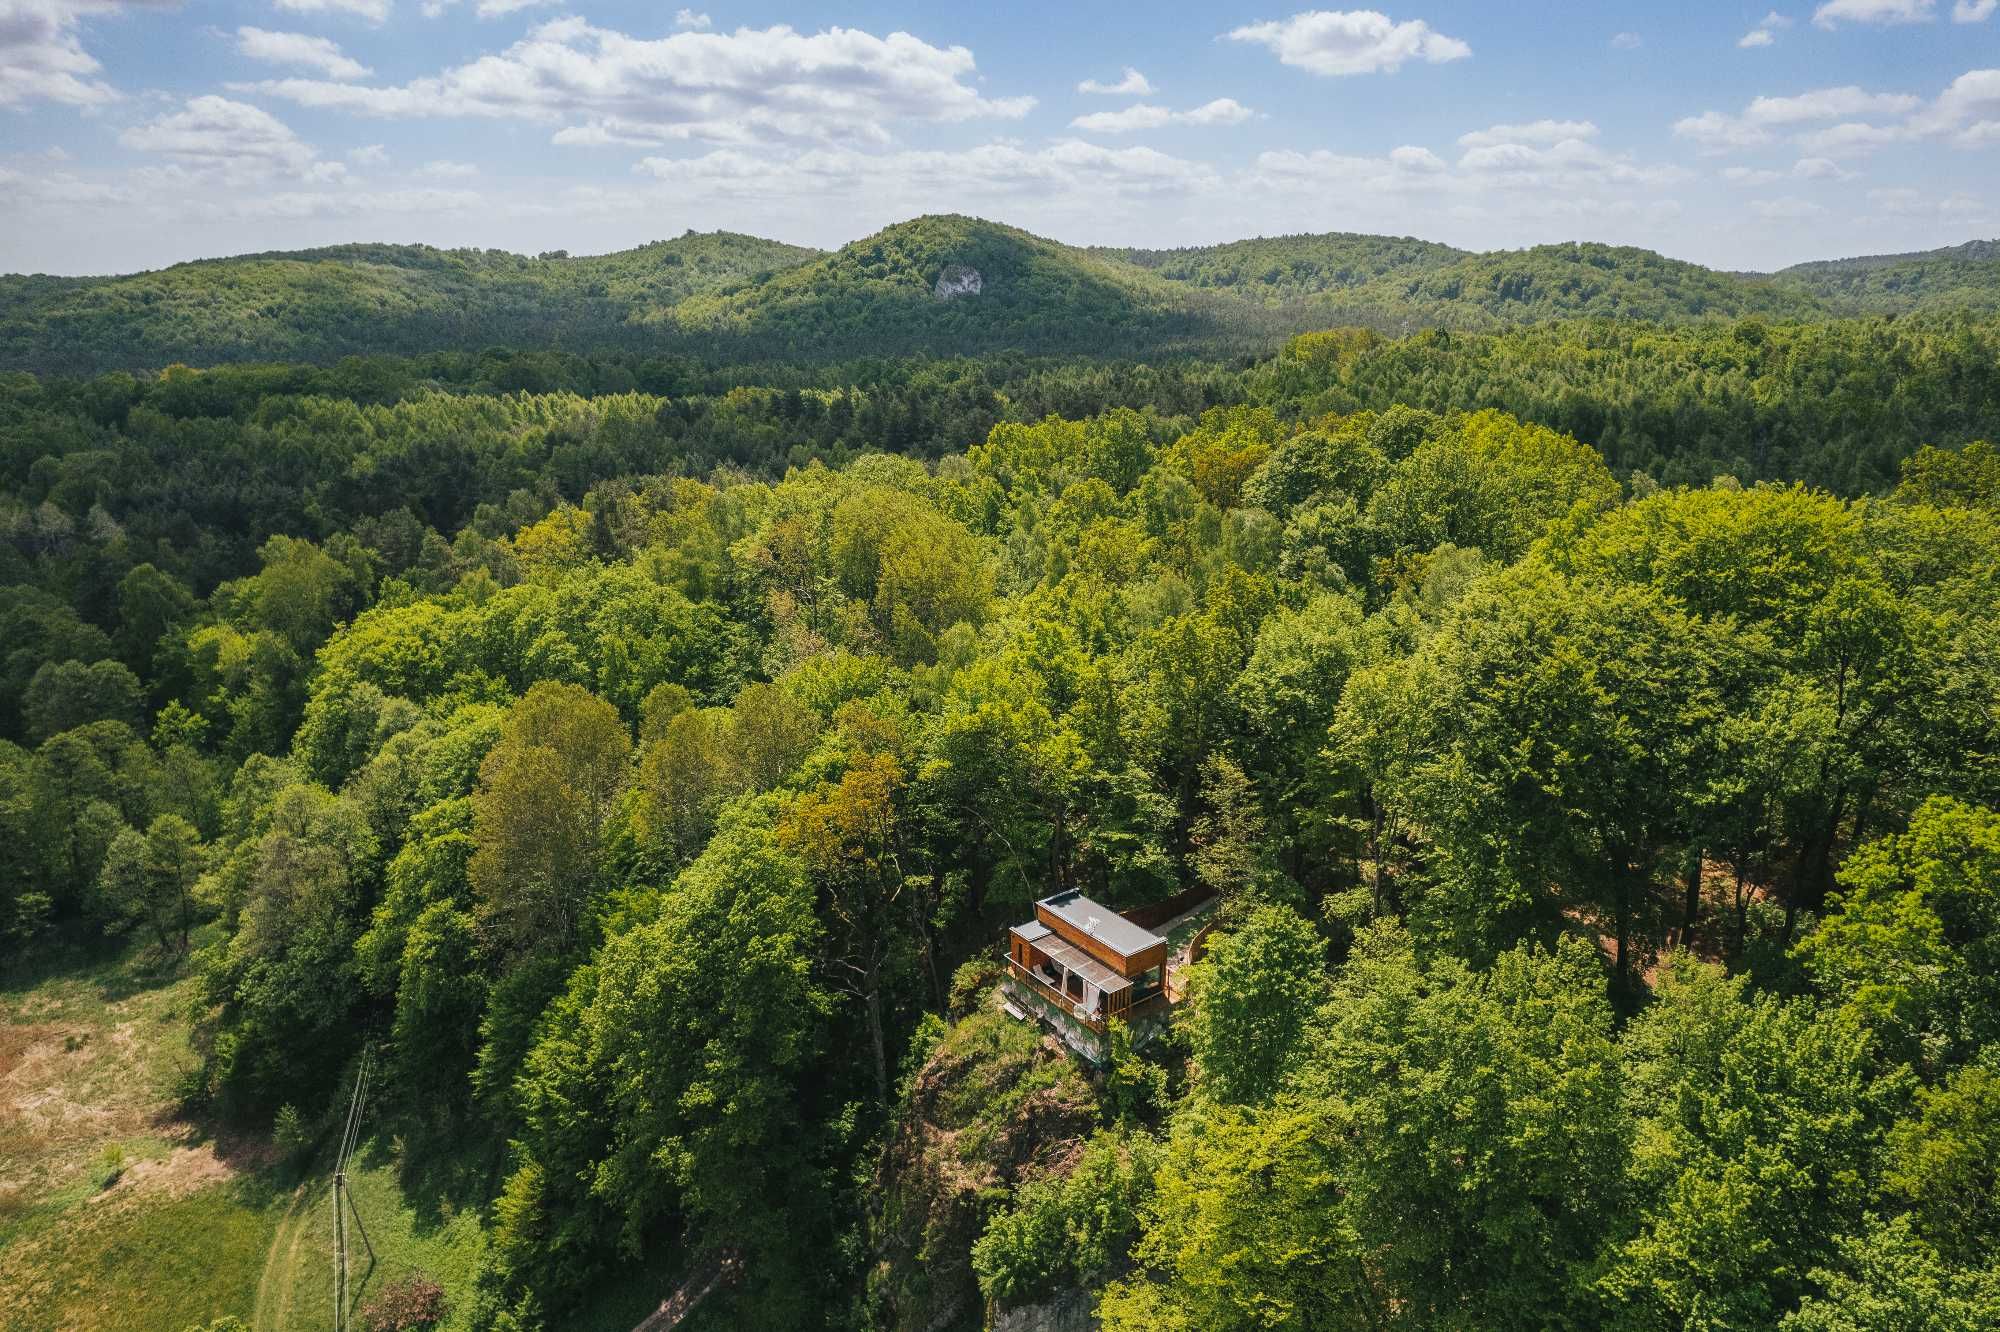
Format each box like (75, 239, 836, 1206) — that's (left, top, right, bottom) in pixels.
(273, 1103, 314, 1164)
(93, 1143, 126, 1190)
(362, 1273, 448, 1331)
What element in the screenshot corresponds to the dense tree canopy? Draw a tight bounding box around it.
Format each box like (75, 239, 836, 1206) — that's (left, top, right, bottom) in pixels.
(3, 288, 1998, 1330)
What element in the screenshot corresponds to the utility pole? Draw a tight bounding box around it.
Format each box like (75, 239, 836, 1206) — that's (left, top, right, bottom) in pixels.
(331, 1048, 374, 1332)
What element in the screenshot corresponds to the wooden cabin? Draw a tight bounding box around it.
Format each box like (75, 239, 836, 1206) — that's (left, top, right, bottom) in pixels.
(1005, 890, 1171, 1031)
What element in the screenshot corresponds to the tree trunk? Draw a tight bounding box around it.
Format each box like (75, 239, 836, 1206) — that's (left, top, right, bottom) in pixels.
(1368, 793, 1387, 916)
(1615, 886, 1631, 990)
(864, 973, 888, 1108)
(1733, 861, 1750, 959)
(1679, 848, 1703, 948)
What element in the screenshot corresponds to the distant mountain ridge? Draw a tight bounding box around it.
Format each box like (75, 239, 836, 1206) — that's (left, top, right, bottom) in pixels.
(1768, 238, 2000, 315)
(2, 217, 1996, 374)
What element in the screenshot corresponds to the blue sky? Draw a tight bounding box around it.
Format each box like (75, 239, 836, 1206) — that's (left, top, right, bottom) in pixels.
(2, 1, 1996, 274)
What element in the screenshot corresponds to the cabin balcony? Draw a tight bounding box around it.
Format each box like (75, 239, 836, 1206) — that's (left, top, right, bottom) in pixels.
(1003, 957, 1171, 1034)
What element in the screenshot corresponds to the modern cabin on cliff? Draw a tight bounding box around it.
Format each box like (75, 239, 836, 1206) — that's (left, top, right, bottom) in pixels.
(1005, 890, 1172, 1035)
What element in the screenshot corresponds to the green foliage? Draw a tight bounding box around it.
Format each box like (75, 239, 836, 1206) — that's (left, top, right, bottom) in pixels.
(1780, 1215, 2000, 1332)
(1181, 903, 1325, 1104)
(5, 271, 2000, 1332)
(971, 1131, 1157, 1307)
(1296, 926, 1628, 1328)
(1603, 954, 1882, 1331)
(468, 682, 631, 961)
(0, 232, 821, 373)
(94, 813, 203, 950)
(1775, 238, 2000, 315)
(1884, 1061, 2000, 1264)
(1098, 1101, 1362, 1332)
(271, 1103, 313, 1164)
(1800, 799, 2000, 1067)
(92, 1142, 126, 1190)
(489, 802, 824, 1316)
(13, 222, 2000, 387)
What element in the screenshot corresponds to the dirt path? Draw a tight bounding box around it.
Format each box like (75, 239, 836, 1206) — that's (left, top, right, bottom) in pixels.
(251, 1182, 318, 1332)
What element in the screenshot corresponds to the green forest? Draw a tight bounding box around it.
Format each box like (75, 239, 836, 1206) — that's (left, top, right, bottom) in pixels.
(3, 217, 2000, 1332)
(10, 216, 2000, 374)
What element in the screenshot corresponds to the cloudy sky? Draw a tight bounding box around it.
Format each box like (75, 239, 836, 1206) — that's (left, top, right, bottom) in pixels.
(2, 1, 1997, 274)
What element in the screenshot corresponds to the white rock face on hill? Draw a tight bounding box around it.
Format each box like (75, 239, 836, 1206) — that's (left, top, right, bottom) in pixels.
(934, 264, 983, 300)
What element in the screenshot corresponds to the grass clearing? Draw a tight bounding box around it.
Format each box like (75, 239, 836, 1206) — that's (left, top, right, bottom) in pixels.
(0, 927, 286, 1332)
(2, 930, 693, 1332)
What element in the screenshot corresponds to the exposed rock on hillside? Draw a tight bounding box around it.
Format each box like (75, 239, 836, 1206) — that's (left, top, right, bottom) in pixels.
(936, 264, 984, 300)
(869, 1001, 1097, 1332)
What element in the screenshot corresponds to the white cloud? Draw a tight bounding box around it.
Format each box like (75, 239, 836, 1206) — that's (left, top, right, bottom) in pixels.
(1684, 67, 2000, 161)
(1225, 9, 1471, 77)
(1747, 86, 1919, 123)
(1610, 31, 1641, 49)
(1738, 11, 1794, 45)
(1813, 0, 1934, 26)
(196, 187, 483, 222)
(1070, 98, 1253, 133)
(631, 140, 1219, 209)
(119, 95, 334, 182)
(273, 0, 392, 24)
(0, 0, 177, 107)
(1792, 155, 1857, 178)
(472, 0, 554, 16)
(1676, 85, 1921, 154)
(417, 159, 478, 177)
(1750, 196, 1825, 219)
(236, 27, 370, 80)
(244, 19, 1035, 148)
(1069, 105, 1168, 132)
(1388, 144, 1447, 171)
(674, 8, 710, 30)
(1866, 185, 1989, 217)
(1457, 119, 1598, 149)
(0, 165, 134, 208)
(1457, 136, 1690, 189)
(1956, 0, 1998, 18)
(1797, 120, 1908, 155)
(1246, 146, 1459, 198)
(1724, 156, 1860, 183)
(348, 142, 388, 163)
(1078, 66, 1154, 95)
(1673, 110, 1777, 152)
(1909, 67, 2000, 139)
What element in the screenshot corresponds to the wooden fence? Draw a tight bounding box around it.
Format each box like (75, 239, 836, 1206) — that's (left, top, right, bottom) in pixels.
(1118, 885, 1218, 932)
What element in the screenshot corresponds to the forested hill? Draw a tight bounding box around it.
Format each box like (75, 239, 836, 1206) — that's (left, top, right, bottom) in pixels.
(657, 214, 1252, 360)
(1773, 238, 2000, 314)
(0, 230, 822, 375)
(1095, 235, 1821, 328)
(5, 214, 2000, 374)
(1090, 231, 1471, 302)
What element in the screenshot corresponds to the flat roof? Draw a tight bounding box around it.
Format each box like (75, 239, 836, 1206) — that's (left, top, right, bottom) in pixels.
(1037, 891, 1165, 960)
(1011, 920, 1052, 943)
(1034, 935, 1131, 993)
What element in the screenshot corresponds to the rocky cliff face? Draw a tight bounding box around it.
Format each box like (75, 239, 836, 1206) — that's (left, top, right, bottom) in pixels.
(868, 1000, 1097, 1332)
(935, 264, 984, 300)
(991, 1289, 1095, 1332)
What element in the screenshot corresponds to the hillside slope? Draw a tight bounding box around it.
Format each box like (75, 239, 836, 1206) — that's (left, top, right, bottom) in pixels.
(7, 217, 2000, 374)
(667, 214, 1258, 360)
(0, 231, 821, 374)
(1090, 231, 1470, 304)
(1773, 238, 2000, 314)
